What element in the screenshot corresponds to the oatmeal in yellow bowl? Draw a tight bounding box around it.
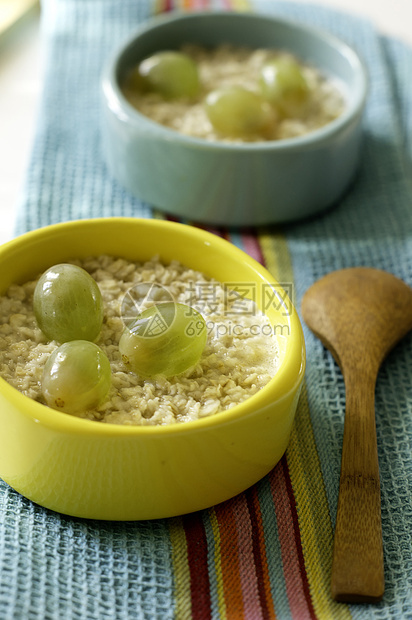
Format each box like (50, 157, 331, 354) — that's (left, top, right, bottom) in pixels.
(1, 254, 279, 426)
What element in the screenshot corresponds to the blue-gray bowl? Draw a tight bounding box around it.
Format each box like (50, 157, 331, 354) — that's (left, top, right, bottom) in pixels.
(101, 11, 368, 226)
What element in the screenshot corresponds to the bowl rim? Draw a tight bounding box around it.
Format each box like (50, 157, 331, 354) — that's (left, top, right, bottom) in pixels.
(0, 217, 306, 437)
(102, 9, 369, 152)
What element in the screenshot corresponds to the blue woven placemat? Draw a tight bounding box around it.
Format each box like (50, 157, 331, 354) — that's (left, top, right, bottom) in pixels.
(2, 0, 412, 618)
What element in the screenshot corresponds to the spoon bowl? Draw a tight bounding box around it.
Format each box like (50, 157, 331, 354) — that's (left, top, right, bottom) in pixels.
(302, 267, 412, 603)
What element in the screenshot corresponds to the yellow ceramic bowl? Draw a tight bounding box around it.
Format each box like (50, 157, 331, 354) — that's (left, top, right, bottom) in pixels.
(0, 218, 305, 520)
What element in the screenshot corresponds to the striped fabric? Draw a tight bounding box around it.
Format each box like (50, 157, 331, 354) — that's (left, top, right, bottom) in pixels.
(162, 229, 347, 620)
(4, 0, 412, 618)
(150, 3, 350, 613)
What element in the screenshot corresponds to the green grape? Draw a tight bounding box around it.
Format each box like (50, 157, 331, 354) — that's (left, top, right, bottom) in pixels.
(204, 86, 274, 139)
(134, 51, 200, 99)
(42, 341, 111, 414)
(259, 56, 310, 118)
(119, 302, 207, 378)
(33, 264, 103, 343)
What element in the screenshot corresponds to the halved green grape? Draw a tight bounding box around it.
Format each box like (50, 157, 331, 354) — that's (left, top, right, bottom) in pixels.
(42, 340, 111, 414)
(204, 86, 275, 139)
(259, 56, 310, 118)
(134, 51, 200, 99)
(33, 264, 103, 343)
(119, 302, 207, 378)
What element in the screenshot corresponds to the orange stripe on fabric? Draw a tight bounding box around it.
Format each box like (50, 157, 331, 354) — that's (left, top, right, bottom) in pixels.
(214, 499, 246, 620)
(231, 494, 265, 619)
(245, 486, 277, 619)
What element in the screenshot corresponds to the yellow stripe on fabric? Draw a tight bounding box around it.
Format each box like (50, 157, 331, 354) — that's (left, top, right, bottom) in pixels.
(258, 229, 293, 285)
(287, 389, 352, 620)
(230, 0, 252, 11)
(168, 517, 192, 619)
(257, 229, 352, 620)
(151, 209, 168, 219)
(209, 507, 228, 620)
(152, 0, 165, 16)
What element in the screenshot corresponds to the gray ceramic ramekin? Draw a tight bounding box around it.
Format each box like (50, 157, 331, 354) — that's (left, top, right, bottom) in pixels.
(101, 11, 368, 226)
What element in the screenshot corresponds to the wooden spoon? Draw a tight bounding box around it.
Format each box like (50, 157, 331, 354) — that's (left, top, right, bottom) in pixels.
(301, 267, 412, 604)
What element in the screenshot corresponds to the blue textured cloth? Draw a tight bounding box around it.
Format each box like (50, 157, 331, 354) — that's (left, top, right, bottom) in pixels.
(2, 0, 412, 618)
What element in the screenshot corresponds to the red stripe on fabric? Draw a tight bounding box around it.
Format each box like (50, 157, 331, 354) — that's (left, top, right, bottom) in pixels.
(211, 227, 228, 239)
(231, 493, 265, 619)
(198, 225, 229, 240)
(182, 512, 212, 620)
(269, 459, 314, 618)
(282, 458, 317, 620)
(241, 230, 265, 266)
(165, 213, 180, 222)
(164, 0, 174, 10)
(244, 487, 276, 619)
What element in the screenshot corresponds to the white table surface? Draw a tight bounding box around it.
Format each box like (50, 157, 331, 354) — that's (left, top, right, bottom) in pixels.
(1, 0, 411, 247)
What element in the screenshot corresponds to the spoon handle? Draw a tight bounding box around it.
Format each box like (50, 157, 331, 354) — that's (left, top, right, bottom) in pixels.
(331, 371, 384, 603)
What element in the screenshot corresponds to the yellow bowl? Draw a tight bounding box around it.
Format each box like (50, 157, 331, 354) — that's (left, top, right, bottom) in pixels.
(0, 218, 305, 520)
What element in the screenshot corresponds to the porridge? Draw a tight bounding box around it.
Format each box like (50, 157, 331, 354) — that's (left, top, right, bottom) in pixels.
(122, 44, 346, 142)
(0, 255, 278, 426)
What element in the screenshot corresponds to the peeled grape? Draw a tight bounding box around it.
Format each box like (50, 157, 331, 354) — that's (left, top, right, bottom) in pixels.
(204, 86, 274, 139)
(42, 340, 111, 414)
(119, 302, 207, 378)
(134, 51, 200, 99)
(259, 56, 309, 117)
(33, 264, 103, 343)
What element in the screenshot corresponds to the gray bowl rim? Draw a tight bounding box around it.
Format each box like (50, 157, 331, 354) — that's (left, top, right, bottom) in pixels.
(102, 10, 369, 152)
